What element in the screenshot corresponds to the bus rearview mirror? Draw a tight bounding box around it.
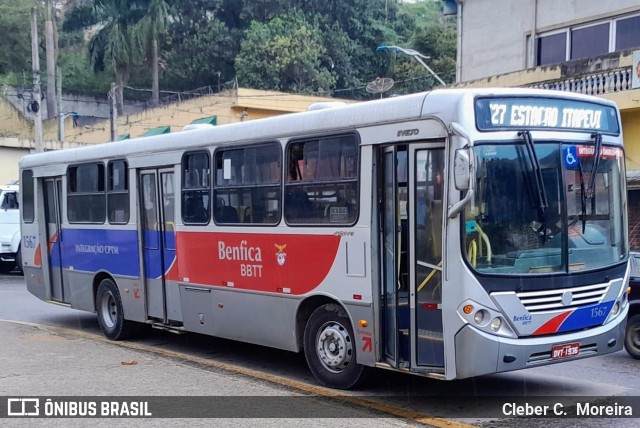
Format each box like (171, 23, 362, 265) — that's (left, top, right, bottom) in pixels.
(454, 148, 471, 191)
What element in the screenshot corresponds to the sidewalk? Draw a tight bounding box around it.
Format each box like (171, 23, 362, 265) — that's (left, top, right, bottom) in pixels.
(0, 320, 411, 427)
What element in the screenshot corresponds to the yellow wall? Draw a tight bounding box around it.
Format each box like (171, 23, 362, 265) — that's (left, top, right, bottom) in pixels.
(2, 87, 352, 145)
(0, 146, 26, 184)
(623, 109, 640, 171)
(49, 88, 350, 144)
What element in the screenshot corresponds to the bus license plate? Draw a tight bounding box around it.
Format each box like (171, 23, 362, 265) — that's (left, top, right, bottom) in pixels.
(551, 342, 579, 359)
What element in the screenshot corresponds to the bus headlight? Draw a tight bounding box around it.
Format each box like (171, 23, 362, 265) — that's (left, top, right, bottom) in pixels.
(611, 302, 620, 316)
(490, 317, 502, 331)
(458, 300, 517, 338)
(474, 309, 487, 325)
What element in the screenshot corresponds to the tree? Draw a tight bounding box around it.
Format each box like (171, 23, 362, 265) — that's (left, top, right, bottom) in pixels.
(136, 0, 170, 106)
(162, 0, 236, 91)
(412, 21, 457, 85)
(0, 0, 35, 77)
(235, 11, 335, 94)
(87, 0, 146, 111)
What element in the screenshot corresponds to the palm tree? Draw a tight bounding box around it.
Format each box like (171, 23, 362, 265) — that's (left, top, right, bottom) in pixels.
(136, 0, 170, 107)
(88, 0, 146, 112)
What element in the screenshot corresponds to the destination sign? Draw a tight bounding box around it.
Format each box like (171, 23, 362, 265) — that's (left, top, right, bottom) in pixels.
(475, 97, 619, 134)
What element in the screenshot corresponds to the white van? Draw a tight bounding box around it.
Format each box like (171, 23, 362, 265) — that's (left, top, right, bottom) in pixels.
(0, 181, 20, 273)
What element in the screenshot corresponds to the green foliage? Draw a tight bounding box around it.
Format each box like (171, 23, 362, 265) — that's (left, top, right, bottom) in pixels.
(58, 48, 112, 93)
(162, 0, 236, 90)
(235, 11, 335, 93)
(0, 0, 37, 75)
(16, 0, 458, 98)
(412, 19, 457, 84)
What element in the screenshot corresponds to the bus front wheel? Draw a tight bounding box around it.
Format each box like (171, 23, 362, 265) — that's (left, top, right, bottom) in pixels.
(625, 314, 640, 360)
(303, 303, 363, 389)
(96, 278, 136, 340)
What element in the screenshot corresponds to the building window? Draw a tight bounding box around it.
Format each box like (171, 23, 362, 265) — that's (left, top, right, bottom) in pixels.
(537, 32, 567, 66)
(21, 170, 34, 223)
(570, 23, 609, 61)
(214, 143, 281, 225)
(67, 163, 106, 223)
(285, 134, 359, 225)
(535, 13, 640, 66)
(107, 160, 129, 224)
(182, 151, 210, 225)
(616, 15, 640, 51)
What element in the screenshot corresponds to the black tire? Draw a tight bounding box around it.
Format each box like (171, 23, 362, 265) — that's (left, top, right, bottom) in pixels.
(625, 314, 640, 360)
(16, 246, 23, 274)
(303, 303, 364, 389)
(0, 261, 12, 274)
(95, 278, 137, 340)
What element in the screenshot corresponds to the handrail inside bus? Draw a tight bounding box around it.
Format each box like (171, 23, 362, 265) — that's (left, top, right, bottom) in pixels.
(474, 223, 492, 263)
(447, 122, 475, 219)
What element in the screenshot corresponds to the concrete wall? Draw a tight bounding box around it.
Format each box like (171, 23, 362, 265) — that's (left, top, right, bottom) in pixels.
(0, 138, 88, 185)
(459, 0, 640, 82)
(2, 86, 146, 121)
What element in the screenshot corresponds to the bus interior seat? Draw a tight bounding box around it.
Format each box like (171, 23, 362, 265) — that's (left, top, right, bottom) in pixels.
(185, 197, 208, 223)
(237, 206, 252, 223)
(217, 205, 239, 223)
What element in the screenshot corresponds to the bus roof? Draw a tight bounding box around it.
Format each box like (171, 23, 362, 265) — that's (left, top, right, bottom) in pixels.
(19, 87, 619, 170)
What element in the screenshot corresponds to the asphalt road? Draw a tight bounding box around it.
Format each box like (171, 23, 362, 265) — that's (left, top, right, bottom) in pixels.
(2, 271, 640, 427)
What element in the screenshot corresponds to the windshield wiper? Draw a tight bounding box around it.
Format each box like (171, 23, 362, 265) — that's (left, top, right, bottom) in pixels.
(587, 133, 602, 200)
(580, 133, 603, 233)
(576, 156, 587, 233)
(519, 131, 548, 226)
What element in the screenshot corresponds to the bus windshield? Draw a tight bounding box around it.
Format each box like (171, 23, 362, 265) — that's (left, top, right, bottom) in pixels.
(463, 141, 627, 275)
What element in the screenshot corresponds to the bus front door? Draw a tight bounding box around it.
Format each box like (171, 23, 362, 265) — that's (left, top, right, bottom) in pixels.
(380, 143, 446, 371)
(410, 144, 445, 369)
(43, 177, 65, 302)
(140, 169, 176, 324)
(381, 146, 406, 368)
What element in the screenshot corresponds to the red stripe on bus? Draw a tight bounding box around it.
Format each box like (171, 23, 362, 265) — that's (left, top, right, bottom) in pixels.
(532, 311, 572, 336)
(166, 232, 341, 295)
(421, 303, 438, 310)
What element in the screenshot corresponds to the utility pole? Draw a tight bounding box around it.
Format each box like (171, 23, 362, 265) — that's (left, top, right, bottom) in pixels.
(109, 82, 118, 142)
(45, 0, 57, 119)
(57, 67, 63, 141)
(31, 7, 43, 152)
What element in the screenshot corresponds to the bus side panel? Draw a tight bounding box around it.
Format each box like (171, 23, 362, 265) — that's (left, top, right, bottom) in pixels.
(116, 277, 147, 323)
(57, 227, 141, 313)
(22, 212, 47, 301)
(344, 303, 377, 366)
(58, 228, 140, 276)
(180, 285, 300, 352)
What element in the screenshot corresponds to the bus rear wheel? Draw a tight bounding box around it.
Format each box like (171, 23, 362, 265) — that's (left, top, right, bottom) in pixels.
(96, 278, 136, 340)
(625, 314, 640, 360)
(303, 303, 363, 389)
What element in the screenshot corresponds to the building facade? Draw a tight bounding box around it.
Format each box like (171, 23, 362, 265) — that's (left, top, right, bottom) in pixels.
(455, 0, 640, 248)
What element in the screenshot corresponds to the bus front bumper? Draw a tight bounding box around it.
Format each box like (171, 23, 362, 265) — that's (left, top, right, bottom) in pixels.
(453, 311, 626, 379)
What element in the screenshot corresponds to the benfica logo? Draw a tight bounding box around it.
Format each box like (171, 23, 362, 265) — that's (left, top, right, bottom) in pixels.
(274, 244, 287, 266)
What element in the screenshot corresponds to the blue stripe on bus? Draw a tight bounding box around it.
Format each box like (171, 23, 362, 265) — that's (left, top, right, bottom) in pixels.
(57, 228, 141, 277)
(557, 301, 614, 332)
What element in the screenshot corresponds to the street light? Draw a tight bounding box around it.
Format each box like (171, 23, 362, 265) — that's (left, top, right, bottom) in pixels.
(58, 112, 79, 141)
(376, 45, 447, 87)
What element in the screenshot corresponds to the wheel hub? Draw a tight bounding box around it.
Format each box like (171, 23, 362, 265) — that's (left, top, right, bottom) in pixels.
(316, 322, 353, 372)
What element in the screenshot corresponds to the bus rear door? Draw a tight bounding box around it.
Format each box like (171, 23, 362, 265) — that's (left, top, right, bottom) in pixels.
(139, 169, 176, 324)
(43, 177, 65, 302)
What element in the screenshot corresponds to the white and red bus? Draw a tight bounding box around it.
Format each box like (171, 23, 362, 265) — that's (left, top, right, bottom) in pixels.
(19, 88, 630, 389)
